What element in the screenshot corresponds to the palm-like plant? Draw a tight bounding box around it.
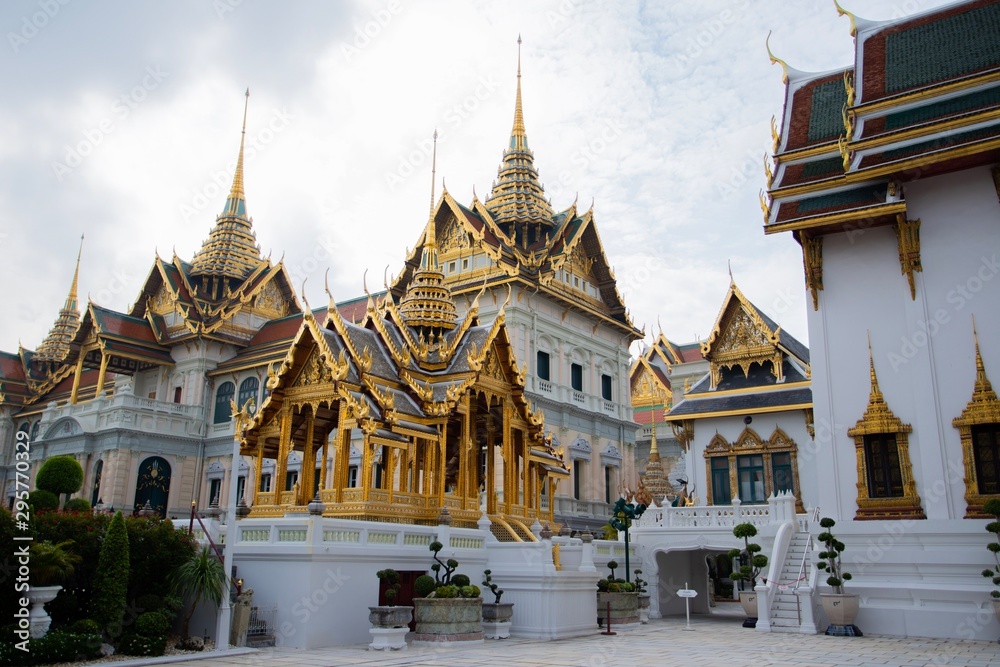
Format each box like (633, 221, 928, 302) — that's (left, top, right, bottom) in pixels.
(170, 545, 225, 638)
(30, 540, 82, 586)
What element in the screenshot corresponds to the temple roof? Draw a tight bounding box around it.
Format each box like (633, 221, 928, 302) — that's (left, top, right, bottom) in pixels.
(764, 0, 1000, 238)
(34, 237, 84, 365)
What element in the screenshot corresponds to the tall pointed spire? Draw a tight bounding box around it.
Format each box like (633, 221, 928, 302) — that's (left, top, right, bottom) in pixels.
(972, 317, 994, 397)
(191, 89, 264, 282)
(641, 413, 671, 506)
(35, 235, 85, 364)
(867, 331, 883, 402)
(484, 36, 554, 242)
(399, 130, 457, 332)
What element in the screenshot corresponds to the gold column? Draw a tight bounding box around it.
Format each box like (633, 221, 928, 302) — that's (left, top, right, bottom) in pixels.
(332, 402, 349, 501)
(274, 406, 291, 503)
(301, 407, 316, 505)
(361, 430, 373, 502)
(486, 418, 496, 515)
(437, 427, 446, 507)
(70, 354, 85, 404)
(502, 400, 512, 513)
(251, 441, 263, 504)
(95, 353, 109, 395)
(319, 429, 329, 492)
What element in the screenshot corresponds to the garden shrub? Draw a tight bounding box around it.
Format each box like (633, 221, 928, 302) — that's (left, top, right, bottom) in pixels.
(92, 511, 129, 638)
(118, 631, 167, 657)
(414, 574, 436, 598)
(28, 489, 59, 511)
(35, 456, 84, 500)
(70, 618, 100, 635)
(63, 498, 91, 512)
(451, 574, 470, 587)
(135, 611, 170, 637)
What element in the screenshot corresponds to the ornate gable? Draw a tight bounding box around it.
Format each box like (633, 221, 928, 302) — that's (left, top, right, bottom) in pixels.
(702, 282, 784, 389)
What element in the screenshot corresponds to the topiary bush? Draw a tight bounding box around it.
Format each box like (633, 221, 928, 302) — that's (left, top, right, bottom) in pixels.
(482, 569, 504, 603)
(135, 611, 170, 636)
(70, 618, 100, 635)
(29, 489, 59, 511)
(63, 498, 91, 512)
(728, 522, 768, 590)
(816, 517, 852, 594)
(451, 574, 470, 587)
(36, 456, 84, 505)
(981, 498, 1000, 599)
(429, 540, 458, 585)
(376, 568, 401, 606)
(92, 511, 130, 639)
(414, 574, 436, 598)
(435, 585, 459, 599)
(459, 584, 481, 599)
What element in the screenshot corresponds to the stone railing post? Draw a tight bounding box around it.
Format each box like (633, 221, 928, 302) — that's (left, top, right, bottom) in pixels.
(732, 496, 742, 522)
(767, 493, 779, 524)
(579, 529, 596, 572)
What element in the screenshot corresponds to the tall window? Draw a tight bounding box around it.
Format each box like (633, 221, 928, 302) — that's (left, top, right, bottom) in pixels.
(972, 424, 1000, 495)
(214, 382, 235, 424)
(604, 466, 613, 504)
(571, 363, 583, 391)
(737, 454, 766, 503)
(348, 465, 358, 488)
(238, 377, 259, 413)
(537, 351, 550, 381)
(173, 387, 182, 403)
(285, 470, 299, 491)
(209, 478, 222, 505)
(711, 457, 731, 505)
(601, 374, 613, 401)
(91, 460, 104, 506)
(259, 473, 272, 492)
(573, 460, 584, 500)
(864, 434, 904, 498)
(236, 475, 246, 502)
(772, 452, 794, 493)
(30, 422, 40, 441)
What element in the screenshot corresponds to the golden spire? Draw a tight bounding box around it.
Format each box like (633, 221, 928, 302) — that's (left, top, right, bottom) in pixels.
(399, 129, 457, 333)
(190, 89, 263, 282)
(222, 88, 250, 218)
(484, 35, 554, 239)
(973, 316, 993, 396)
(35, 235, 85, 364)
(867, 330, 882, 402)
(650, 412, 659, 456)
(641, 411, 671, 505)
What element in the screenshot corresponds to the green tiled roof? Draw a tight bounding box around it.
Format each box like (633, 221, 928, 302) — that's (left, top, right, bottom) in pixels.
(796, 184, 888, 213)
(885, 3, 1000, 94)
(801, 156, 844, 178)
(877, 125, 1000, 162)
(807, 79, 848, 143)
(885, 85, 1000, 130)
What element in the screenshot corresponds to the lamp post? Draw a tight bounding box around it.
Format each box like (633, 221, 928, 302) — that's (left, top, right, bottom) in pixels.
(216, 397, 254, 651)
(609, 497, 646, 583)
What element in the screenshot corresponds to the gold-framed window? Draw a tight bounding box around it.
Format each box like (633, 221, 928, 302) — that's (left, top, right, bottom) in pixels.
(953, 325, 1000, 517)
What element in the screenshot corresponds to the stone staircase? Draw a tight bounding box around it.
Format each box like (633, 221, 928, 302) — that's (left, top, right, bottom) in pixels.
(768, 532, 814, 632)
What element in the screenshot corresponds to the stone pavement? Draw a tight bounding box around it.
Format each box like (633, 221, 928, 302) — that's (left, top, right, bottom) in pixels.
(144, 607, 1000, 667)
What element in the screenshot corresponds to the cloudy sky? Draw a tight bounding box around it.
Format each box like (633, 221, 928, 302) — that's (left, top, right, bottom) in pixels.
(0, 0, 954, 356)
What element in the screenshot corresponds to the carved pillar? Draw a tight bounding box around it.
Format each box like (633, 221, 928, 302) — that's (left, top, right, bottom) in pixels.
(486, 417, 496, 515)
(95, 353, 110, 395)
(70, 354, 85, 404)
(251, 441, 263, 505)
(274, 406, 291, 503)
(300, 407, 316, 505)
(319, 428, 329, 492)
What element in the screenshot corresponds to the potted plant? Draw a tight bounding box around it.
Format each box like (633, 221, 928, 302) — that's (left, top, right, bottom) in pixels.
(728, 522, 768, 628)
(596, 559, 639, 628)
(816, 516, 862, 636)
(634, 569, 650, 624)
(368, 568, 412, 650)
(981, 499, 1000, 630)
(481, 569, 513, 639)
(28, 540, 81, 638)
(412, 541, 482, 644)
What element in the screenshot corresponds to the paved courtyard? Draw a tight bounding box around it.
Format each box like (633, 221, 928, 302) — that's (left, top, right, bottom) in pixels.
(139, 606, 1000, 667)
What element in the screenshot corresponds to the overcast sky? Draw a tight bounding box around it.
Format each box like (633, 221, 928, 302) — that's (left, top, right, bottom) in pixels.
(0, 0, 955, 357)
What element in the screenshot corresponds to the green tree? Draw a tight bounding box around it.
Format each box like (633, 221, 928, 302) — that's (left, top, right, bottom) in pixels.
(30, 540, 82, 586)
(170, 545, 225, 639)
(92, 511, 130, 639)
(35, 456, 84, 508)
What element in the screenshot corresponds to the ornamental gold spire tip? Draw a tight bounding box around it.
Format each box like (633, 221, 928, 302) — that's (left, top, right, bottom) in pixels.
(766, 31, 789, 84)
(69, 233, 84, 306)
(867, 330, 882, 401)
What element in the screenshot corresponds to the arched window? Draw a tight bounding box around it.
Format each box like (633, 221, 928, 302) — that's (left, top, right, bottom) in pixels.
(91, 460, 103, 506)
(238, 377, 259, 413)
(214, 382, 235, 424)
(17, 422, 29, 436)
(29, 422, 40, 441)
(134, 456, 171, 517)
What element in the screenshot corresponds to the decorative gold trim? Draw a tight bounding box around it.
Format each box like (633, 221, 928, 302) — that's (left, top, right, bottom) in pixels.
(851, 69, 1000, 116)
(703, 426, 805, 511)
(763, 201, 907, 235)
(893, 215, 922, 300)
(952, 320, 1000, 517)
(801, 234, 823, 311)
(669, 419, 693, 453)
(847, 335, 924, 520)
(665, 403, 814, 422)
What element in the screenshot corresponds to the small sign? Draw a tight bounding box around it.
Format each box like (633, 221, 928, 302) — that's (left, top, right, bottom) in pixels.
(678, 589, 697, 598)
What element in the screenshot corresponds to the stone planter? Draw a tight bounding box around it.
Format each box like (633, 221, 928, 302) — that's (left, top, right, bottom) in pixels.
(413, 598, 483, 644)
(821, 593, 862, 636)
(738, 590, 758, 629)
(638, 594, 651, 624)
(230, 589, 253, 647)
(597, 591, 639, 628)
(28, 585, 62, 638)
(482, 602, 514, 639)
(368, 605, 412, 651)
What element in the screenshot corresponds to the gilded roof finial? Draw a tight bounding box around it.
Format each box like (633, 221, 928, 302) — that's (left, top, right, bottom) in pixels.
(973, 315, 993, 394)
(34, 235, 85, 364)
(424, 129, 439, 268)
(766, 31, 789, 84)
(514, 34, 524, 140)
(867, 330, 883, 401)
(728, 259, 734, 284)
(833, 0, 858, 37)
(69, 234, 84, 310)
(650, 413, 659, 456)
(224, 88, 250, 217)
